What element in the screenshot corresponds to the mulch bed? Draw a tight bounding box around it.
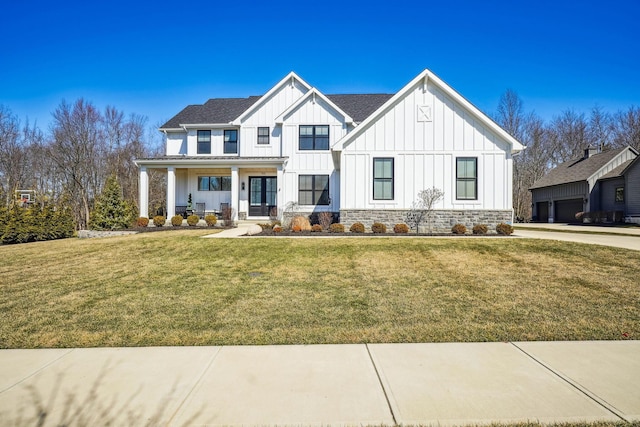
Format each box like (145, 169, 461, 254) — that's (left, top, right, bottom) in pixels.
(252, 228, 505, 237)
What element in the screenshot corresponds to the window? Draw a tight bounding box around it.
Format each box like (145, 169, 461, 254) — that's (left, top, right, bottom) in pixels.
(373, 158, 394, 200)
(197, 130, 211, 154)
(299, 125, 329, 150)
(198, 176, 231, 191)
(615, 187, 624, 203)
(298, 175, 329, 205)
(456, 157, 477, 200)
(257, 127, 270, 144)
(224, 130, 238, 153)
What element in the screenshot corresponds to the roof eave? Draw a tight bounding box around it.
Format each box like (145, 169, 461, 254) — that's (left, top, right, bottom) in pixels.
(275, 88, 354, 125)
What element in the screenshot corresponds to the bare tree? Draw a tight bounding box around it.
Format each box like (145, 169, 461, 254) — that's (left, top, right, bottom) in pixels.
(50, 99, 106, 229)
(612, 106, 640, 151)
(495, 89, 526, 142)
(588, 106, 614, 151)
(405, 187, 444, 233)
(547, 110, 590, 165)
(0, 106, 27, 206)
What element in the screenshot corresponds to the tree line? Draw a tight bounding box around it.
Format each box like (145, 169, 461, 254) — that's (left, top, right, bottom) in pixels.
(0, 100, 166, 230)
(493, 91, 640, 220)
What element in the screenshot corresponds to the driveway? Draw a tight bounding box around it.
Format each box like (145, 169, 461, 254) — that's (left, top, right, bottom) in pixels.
(514, 223, 640, 251)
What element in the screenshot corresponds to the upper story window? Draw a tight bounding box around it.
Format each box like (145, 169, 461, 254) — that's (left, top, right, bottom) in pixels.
(299, 125, 329, 150)
(373, 158, 394, 200)
(224, 130, 238, 154)
(257, 127, 270, 145)
(456, 157, 477, 200)
(197, 130, 211, 154)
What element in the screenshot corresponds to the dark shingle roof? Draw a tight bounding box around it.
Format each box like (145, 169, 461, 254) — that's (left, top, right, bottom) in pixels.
(160, 97, 261, 129)
(530, 148, 624, 189)
(160, 93, 393, 129)
(326, 94, 393, 123)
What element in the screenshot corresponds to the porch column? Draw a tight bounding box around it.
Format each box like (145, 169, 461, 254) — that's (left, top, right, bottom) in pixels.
(277, 165, 284, 219)
(139, 166, 149, 218)
(167, 166, 176, 219)
(231, 166, 239, 221)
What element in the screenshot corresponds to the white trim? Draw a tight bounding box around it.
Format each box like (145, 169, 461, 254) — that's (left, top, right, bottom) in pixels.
(274, 88, 354, 124)
(135, 157, 287, 168)
(332, 69, 525, 153)
(232, 72, 312, 125)
(180, 123, 239, 129)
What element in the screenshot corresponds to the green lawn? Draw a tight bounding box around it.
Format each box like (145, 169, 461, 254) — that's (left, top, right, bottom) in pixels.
(1, 230, 639, 348)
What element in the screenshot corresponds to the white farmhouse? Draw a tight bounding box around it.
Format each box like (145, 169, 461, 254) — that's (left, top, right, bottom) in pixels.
(135, 69, 524, 230)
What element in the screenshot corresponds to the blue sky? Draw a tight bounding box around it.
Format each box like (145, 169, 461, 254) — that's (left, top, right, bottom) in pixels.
(2, 0, 638, 133)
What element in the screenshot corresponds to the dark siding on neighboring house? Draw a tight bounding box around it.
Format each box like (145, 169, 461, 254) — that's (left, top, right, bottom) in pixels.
(626, 160, 640, 217)
(531, 181, 588, 222)
(599, 178, 625, 212)
(531, 181, 588, 202)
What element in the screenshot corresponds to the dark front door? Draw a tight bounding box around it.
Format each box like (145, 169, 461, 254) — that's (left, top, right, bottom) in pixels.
(249, 176, 276, 217)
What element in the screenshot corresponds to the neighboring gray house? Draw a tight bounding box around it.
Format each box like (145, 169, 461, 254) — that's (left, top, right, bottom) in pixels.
(530, 146, 640, 223)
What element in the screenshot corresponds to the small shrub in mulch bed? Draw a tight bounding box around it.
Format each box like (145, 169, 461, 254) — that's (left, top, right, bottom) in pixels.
(473, 224, 488, 235)
(171, 215, 184, 226)
(451, 223, 467, 234)
(371, 222, 387, 233)
(496, 222, 514, 235)
(394, 223, 409, 234)
(350, 222, 365, 233)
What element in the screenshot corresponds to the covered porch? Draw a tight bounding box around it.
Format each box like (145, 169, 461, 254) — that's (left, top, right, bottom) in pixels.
(135, 157, 287, 221)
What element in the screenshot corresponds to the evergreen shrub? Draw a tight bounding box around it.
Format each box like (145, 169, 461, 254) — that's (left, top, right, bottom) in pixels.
(204, 214, 217, 226)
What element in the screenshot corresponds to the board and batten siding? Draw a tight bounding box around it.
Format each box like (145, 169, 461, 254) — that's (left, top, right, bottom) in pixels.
(166, 132, 187, 155)
(278, 96, 348, 213)
(599, 178, 625, 212)
(531, 182, 588, 204)
(340, 81, 513, 210)
(239, 78, 309, 158)
(625, 159, 640, 218)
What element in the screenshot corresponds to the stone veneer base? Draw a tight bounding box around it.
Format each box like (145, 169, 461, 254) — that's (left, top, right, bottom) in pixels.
(339, 209, 514, 233)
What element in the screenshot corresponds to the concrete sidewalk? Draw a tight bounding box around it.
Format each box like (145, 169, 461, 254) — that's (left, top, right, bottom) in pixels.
(1, 341, 638, 426)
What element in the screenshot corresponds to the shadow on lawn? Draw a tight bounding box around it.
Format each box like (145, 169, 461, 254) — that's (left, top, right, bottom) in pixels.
(1, 365, 204, 427)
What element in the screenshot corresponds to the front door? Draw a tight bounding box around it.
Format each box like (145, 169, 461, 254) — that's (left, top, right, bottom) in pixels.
(249, 176, 277, 217)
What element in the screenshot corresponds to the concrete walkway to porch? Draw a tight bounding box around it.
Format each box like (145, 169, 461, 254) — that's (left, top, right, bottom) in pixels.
(201, 220, 262, 238)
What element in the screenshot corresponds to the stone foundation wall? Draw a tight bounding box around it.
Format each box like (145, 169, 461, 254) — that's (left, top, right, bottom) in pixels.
(282, 211, 340, 225)
(339, 209, 513, 233)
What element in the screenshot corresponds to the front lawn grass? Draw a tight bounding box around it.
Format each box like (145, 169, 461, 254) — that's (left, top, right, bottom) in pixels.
(1, 230, 639, 348)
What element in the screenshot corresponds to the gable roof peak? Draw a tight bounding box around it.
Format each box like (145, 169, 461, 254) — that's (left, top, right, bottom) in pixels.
(332, 68, 525, 152)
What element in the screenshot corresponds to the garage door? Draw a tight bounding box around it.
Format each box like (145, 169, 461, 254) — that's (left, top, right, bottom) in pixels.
(536, 202, 549, 222)
(555, 199, 584, 223)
